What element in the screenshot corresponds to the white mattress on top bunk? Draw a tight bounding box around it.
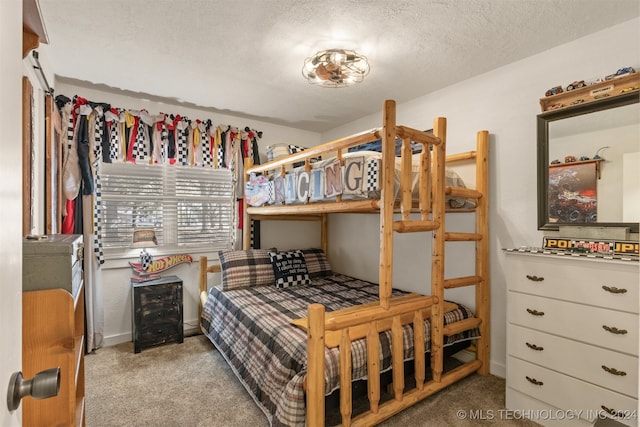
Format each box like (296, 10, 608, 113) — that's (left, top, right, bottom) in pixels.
(245, 151, 477, 209)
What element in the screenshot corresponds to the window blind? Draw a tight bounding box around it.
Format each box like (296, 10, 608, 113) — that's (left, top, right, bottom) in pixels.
(99, 162, 234, 252)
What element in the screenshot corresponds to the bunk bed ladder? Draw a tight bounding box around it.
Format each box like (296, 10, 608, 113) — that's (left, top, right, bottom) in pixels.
(440, 130, 490, 378)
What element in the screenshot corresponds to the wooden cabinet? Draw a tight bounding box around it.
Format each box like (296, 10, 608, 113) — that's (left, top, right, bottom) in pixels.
(22, 235, 85, 427)
(505, 252, 638, 427)
(132, 275, 183, 353)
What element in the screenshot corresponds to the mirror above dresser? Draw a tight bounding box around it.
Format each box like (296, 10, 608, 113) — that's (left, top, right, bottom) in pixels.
(537, 88, 640, 233)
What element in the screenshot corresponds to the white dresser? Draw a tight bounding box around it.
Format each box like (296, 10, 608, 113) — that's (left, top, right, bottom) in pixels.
(505, 252, 639, 427)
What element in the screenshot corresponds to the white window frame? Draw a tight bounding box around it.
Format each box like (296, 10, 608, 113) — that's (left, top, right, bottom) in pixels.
(98, 162, 235, 259)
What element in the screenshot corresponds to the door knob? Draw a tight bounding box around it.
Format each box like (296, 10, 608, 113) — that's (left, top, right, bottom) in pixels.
(6, 367, 60, 411)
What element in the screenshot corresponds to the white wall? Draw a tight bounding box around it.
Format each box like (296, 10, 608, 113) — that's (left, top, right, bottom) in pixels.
(270, 18, 638, 378)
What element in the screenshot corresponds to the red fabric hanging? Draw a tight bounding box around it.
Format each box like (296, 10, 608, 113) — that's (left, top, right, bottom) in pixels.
(61, 199, 75, 234)
(126, 115, 140, 163)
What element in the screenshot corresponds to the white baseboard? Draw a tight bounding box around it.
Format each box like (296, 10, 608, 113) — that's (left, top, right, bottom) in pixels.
(491, 360, 506, 378)
(103, 332, 131, 348)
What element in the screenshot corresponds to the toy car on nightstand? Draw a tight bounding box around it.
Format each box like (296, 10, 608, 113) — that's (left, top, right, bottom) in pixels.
(605, 67, 636, 80)
(566, 80, 586, 91)
(545, 86, 563, 97)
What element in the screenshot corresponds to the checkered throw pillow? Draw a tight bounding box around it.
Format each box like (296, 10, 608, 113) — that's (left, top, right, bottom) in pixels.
(218, 249, 276, 290)
(301, 248, 332, 278)
(268, 250, 311, 288)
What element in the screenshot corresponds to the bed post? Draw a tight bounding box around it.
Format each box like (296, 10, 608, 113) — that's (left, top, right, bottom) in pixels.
(243, 157, 253, 250)
(430, 116, 447, 382)
(306, 304, 325, 427)
(379, 100, 396, 310)
(320, 214, 329, 255)
(198, 256, 207, 332)
(475, 130, 490, 375)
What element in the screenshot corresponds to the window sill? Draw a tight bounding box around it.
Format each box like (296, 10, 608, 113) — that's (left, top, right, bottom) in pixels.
(101, 246, 225, 270)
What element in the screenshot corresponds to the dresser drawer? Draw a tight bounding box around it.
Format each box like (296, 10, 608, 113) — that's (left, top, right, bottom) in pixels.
(139, 323, 181, 347)
(138, 284, 181, 306)
(508, 255, 638, 313)
(140, 305, 180, 325)
(506, 388, 593, 427)
(508, 324, 638, 397)
(507, 357, 638, 426)
(508, 292, 638, 355)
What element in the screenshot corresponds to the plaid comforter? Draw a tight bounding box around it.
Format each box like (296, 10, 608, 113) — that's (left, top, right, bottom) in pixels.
(201, 273, 479, 426)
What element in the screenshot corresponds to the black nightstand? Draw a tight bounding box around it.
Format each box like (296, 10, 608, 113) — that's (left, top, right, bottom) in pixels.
(131, 275, 183, 353)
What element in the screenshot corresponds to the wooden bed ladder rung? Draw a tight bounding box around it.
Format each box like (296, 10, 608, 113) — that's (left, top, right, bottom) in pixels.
(444, 275, 483, 289)
(446, 186, 482, 200)
(443, 317, 482, 336)
(444, 232, 482, 241)
(393, 220, 440, 233)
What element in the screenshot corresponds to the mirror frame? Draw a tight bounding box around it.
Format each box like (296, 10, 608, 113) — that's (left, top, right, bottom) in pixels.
(537, 91, 640, 233)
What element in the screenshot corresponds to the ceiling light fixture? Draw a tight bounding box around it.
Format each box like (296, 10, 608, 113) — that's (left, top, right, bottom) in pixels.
(302, 49, 370, 88)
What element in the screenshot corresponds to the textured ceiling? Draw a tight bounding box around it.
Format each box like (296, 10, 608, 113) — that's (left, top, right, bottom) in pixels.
(37, 0, 639, 133)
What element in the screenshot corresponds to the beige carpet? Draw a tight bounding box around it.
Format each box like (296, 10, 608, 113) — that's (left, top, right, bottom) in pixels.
(85, 335, 539, 427)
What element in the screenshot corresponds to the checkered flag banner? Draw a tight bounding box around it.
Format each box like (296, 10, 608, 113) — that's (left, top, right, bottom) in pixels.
(108, 121, 120, 162)
(177, 121, 189, 165)
(92, 111, 105, 265)
(93, 174, 104, 265)
(202, 129, 213, 167)
(160, 123, 169, 164)
(134, 119, 148, 162)
(65, 111, 74, 153)
(93, 109, 104, 161)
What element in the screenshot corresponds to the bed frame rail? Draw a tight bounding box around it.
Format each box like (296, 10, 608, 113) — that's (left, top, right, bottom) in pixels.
(198, 257, 221, 331)
(306, 294, 480, 427)
(307, 295, 437, 426)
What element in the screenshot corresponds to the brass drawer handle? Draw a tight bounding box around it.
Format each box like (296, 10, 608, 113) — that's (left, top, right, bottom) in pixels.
(526, 308, 545, 316)
(602, 365, 627, 376)
(525, 376, 543, 386)
(602, 325, 628, 335)
(526, 275, 544, 282)
(602, 285, 627, 294)
(525, 342, 544, 351)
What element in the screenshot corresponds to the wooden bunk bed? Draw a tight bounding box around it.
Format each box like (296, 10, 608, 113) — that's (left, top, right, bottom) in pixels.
(199, 99, 490, 426)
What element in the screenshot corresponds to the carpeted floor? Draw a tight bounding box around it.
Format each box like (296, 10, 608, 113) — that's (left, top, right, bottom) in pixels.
(85, 335, 540, 427)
